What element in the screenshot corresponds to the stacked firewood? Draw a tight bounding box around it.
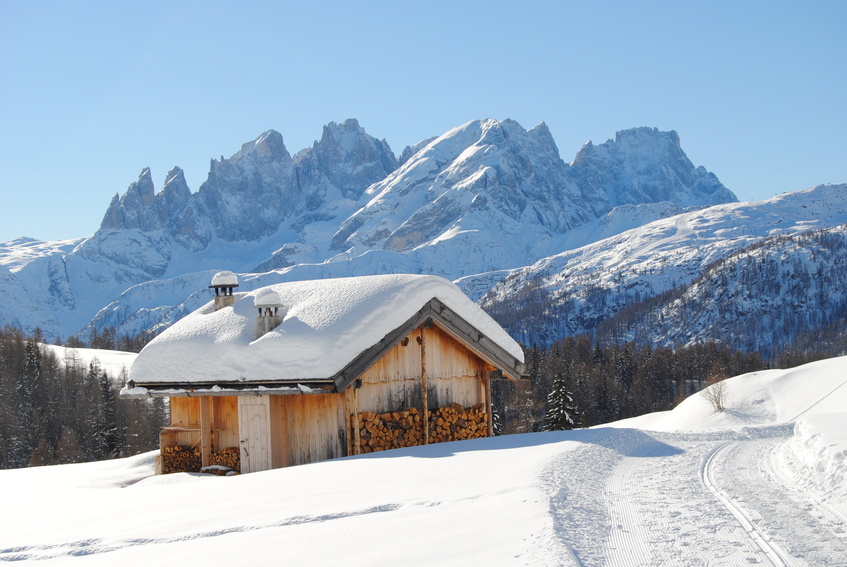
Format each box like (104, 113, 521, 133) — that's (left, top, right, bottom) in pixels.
(161, 446, 241, 474)
(429, 403, 488, 443)
(210, 448, 241, 472)
(356, 407, 423, 452)
(161, 445, 201, 474)
(354, 403, 488, 453)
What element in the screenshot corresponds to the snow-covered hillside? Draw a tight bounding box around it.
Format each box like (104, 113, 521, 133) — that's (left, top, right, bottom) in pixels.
(3, 356, 844, 565)
(0, 119, 734, 342)
(41, 345, 137, 379)
(482, 183, 847, 348)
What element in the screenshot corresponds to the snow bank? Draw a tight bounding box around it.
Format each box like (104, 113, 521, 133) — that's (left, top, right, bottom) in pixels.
(614, 356, 847, 498)
(617, 356, 847, 432)
(131, 274, 523, 384)
(789, 414, 847, 495)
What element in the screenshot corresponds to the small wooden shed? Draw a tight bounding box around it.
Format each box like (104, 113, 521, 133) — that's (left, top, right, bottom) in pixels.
(121, 273, 525, 474)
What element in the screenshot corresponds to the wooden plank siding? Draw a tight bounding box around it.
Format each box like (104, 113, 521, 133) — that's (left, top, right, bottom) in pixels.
(271, 394, 347, 467)
(357, 325, 489, 416)
(214, 396, 239, 450)
(168, 397, 200, 448)
(167, 396, 239, 452)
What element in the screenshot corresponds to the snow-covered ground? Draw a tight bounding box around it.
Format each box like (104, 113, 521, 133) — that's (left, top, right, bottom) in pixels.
(2, 357, 845, 566)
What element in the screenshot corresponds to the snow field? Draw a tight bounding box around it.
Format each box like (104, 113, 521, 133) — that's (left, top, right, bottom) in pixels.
(2, 356, 846, 565)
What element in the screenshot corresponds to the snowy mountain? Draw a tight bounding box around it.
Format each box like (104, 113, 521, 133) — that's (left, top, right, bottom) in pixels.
(481, 183, 847, 353)
(0, 119, 735, 342)
(607, 222, 847, 359)
(3, 355, 845, 564)
(480, 184, 847, 348)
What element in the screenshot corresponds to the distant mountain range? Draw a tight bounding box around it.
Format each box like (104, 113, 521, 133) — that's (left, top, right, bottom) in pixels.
(1, 118, 843, 358)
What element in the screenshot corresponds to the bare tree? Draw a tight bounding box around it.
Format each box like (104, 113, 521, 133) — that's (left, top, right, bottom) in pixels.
(701, 378, 730, 413)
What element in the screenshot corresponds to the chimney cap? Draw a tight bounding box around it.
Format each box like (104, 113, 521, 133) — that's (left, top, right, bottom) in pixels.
(254, 288, 283, 308)
(210, 271, 239, 288)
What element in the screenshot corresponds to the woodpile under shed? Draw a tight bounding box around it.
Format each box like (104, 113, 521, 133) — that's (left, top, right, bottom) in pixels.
(161, 445, 201, 474)
(160, 445, 241, 475)
(353, 402, 489, 453)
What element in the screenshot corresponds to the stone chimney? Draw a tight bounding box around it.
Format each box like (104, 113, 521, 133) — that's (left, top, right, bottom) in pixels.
(209, 271, 239, 311)
(254, 288, 285, 338)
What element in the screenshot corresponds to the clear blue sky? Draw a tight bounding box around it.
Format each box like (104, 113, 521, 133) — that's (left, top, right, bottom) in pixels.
(1, 0, 845, 243)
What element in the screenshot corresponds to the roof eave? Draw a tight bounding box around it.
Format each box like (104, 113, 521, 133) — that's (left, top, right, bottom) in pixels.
(120, 379, 336, 398)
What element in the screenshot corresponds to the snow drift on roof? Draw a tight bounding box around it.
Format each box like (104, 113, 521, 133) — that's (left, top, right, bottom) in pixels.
(210, 270, 238, 287)
(130, 274, 523, 384)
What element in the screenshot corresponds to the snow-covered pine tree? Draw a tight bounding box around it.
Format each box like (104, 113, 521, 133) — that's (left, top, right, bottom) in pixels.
(544, 372, 582, 431)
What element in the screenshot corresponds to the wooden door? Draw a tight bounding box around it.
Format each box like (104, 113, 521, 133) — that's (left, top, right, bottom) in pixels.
(238, 396, 271, 473)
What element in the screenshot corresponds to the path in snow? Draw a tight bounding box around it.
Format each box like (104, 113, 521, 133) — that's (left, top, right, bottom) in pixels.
(702, 436, 795, 566)
(542, 426, 847, 567)
(708, 433, 847, 566)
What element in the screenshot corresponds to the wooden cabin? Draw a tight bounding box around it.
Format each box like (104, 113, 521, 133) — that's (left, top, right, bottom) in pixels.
(121, 273, 526, 474)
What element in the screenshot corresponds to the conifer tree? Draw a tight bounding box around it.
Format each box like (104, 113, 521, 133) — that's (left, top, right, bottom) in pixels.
(544, 372, 582, 431)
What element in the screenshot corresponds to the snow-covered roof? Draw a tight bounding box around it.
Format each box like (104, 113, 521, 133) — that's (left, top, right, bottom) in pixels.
(129, 274, 524, 390)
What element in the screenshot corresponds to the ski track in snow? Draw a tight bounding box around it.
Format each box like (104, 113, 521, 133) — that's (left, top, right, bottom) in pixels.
(701, 440, 795, 566)
(542, 426, 847, 567)
(708, 434, 847, 566)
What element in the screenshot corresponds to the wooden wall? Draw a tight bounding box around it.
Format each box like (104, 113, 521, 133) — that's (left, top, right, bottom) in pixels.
(269, 394, 347, 467)
(357, 325, 490, 414)
(167, 396, 238, 451)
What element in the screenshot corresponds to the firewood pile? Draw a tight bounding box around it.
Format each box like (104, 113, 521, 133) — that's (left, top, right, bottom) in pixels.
(210, 447, 240, 472)
(429, 403, 488, 443)
(354, 403, 488, 453)
(161, 446, 241, 474)
(161, 445, 201, 474)
(355, 407, 423, 452)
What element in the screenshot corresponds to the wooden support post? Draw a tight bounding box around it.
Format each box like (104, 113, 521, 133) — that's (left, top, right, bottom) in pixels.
(345, 393, 352, 458)
(420, 327, 429, 445)
(353, 387, 361, 455)
(199, 396, 213, 467)
(484, 373, 493, 437)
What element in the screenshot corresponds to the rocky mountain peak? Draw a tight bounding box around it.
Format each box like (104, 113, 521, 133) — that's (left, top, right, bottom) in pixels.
(614, 126, 680, 147)
(567, 126, 735, 211)
(331, 118, 592, 254)
(158, 167, 192, 220)
(233, 129, 290, 162)
(163, 166, 188, 190)
(99, 168, 156, 230)
(294, 118, 398, 200)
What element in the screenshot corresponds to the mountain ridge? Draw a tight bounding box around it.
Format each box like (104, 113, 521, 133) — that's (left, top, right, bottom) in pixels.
(0, 118, 738, 342)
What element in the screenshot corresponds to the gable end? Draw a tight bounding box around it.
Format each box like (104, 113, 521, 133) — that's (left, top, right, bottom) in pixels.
(332, 298, 525, 392)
